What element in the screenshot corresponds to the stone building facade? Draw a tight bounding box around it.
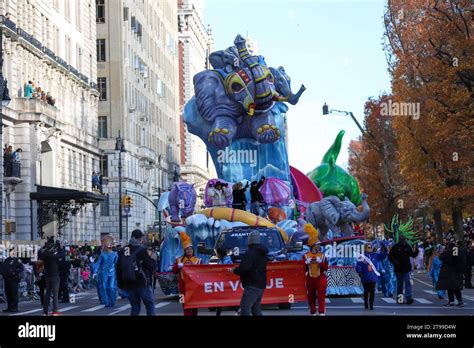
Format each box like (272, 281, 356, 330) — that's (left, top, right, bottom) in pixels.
(97, 0, 180, 241)
(0, 0, 101, 243)
(178, 0, 215, 209)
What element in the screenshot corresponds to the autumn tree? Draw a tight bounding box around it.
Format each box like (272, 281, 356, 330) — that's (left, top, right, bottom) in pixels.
(348, 95, 417, 228)
(383, 0, 474, 241)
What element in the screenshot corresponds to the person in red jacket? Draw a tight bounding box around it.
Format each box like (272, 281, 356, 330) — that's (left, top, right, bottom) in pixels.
(303, 224, 328, 316)
(172, 231, 201, 316)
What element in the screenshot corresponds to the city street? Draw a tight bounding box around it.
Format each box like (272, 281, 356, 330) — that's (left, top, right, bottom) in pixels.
(2, 272, 472, 316)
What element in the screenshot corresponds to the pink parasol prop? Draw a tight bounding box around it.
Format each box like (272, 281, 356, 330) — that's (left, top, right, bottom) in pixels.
(259, 177, 291, 205)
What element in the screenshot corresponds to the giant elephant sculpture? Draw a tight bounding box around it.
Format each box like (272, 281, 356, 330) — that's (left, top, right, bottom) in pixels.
(168, 182, 197, 222)
(185, 34, 306, 149)
(306, 194, 370, 240)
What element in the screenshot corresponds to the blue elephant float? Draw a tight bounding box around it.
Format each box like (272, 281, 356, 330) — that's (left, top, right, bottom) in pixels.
(184, 34, 305, 187)
(187, 34, 305, 149)
(156, 34, 369, 297)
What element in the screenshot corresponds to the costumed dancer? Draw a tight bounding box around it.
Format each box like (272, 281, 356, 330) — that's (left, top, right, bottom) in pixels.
(172, 231, 202, 316)
(303, 224, 328, 316)
(355, 243, 386, 310)
(94, 235, 118, 307)
(371, 240, 385, 293)
(415, 242, 425, 272)
(379, 239, 396, 298)
(428, 244, 446, 299)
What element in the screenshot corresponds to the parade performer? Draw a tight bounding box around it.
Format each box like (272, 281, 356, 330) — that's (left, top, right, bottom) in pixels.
(94, 235, 118, 307)
(429, 245, 446, 299)
(414, 242, 425, 272)
(378, 240, 396, 298)
(172, 231, 202, 316)
(303, 224, 328, 316)
(356, 244, 386, 310)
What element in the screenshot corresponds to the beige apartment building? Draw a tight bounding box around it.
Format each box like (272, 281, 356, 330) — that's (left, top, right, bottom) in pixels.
(0, 0, 103, 243)
(178, 0, 215, 208)
(97, 0, 180, 240)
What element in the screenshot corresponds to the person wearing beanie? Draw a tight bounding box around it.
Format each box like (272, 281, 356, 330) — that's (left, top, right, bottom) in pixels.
(303, 223, 328, 316)
(388, 234, 419, 305)
(172, 231, 202, 316)
(116, 229, 157, 316)
(233, 230, 268, 316)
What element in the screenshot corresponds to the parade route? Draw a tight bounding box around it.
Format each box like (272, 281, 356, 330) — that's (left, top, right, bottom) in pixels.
(2, 272, 472, 316)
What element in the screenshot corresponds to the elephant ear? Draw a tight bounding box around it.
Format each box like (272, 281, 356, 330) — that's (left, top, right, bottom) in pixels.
(339, 198, 356, 218)
(209, 50, 227, 69)
(319, 197, 341, 226)
(209, 47, 241, 72)
(277, 66, 290, 81)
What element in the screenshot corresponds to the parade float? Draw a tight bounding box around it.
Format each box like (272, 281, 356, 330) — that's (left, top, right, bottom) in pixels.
(156, 34, 369, 299)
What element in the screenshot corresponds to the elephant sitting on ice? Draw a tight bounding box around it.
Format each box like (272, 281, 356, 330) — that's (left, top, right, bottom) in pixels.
(306, 194, 370, 240)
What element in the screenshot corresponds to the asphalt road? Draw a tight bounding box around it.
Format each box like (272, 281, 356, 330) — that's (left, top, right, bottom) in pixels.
(1, 271, 473, 316)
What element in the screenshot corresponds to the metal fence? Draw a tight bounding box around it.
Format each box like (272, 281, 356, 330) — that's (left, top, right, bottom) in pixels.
(0, 267, 40, 303)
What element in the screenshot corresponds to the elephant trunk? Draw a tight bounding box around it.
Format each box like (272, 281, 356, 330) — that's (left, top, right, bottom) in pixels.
(351, 199, 370, 222)
(287, 84, 307, 105)
(234, 35, 274, 111)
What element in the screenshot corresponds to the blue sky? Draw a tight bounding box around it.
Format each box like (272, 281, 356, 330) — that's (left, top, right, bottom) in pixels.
(204, 0, 391, 173)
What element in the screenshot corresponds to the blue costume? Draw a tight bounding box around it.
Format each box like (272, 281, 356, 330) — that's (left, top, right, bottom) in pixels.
(95, 250, 118, 307)
(379, 257, 397, 297)
(429, 255, 446, 299)
(373, 240, 396, 297)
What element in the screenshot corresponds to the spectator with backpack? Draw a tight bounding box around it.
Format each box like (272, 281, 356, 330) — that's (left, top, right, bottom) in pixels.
(0, 247, 24, 313)
(116, 229, 157, 316)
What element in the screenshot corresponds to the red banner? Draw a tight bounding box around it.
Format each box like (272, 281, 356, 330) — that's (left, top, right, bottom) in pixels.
(181, 261, 307, 309)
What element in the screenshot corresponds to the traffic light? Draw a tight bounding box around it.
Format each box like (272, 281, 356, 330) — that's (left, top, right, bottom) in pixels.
(124, 196, 133, 207)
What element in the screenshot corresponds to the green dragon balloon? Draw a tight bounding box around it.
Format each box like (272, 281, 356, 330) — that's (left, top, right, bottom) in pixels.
(307, 130, 362, 205)
(384, 215, 419, 246)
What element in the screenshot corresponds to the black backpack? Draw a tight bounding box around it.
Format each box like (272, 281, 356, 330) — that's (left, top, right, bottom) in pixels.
(119, 246, 145, 284)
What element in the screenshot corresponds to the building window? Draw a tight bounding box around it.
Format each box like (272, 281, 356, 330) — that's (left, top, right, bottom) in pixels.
(100, 196, 110, 216)
(98, 116, 107, 138)
(98, 77, 107, 100)
(97, 39, 106, 62)
(100, 155, 108, 177)
(76, 1, 82, 31)
(65, 0, 71, 20)
(96, 0, 105, 23)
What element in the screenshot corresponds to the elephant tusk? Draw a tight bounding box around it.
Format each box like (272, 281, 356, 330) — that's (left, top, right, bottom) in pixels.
(247, 104, 256, 116)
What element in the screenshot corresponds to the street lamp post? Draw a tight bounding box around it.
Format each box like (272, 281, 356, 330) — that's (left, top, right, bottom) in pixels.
(157, 154, 162, 241)
(115, 131, 125, 241)
(322, 103, 370, 137)
(0, 21, 12, 242)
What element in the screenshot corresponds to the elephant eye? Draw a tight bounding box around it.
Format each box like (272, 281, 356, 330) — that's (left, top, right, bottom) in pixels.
(231, 82, 244, 93)
(267, 74, 274, 82)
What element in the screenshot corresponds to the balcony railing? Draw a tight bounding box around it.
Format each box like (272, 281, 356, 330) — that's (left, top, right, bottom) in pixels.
(0, 15, 17, 32)
(4, 157, 21, 178)
(1, 17, 91, 88)
(15, 97, 59, 121)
